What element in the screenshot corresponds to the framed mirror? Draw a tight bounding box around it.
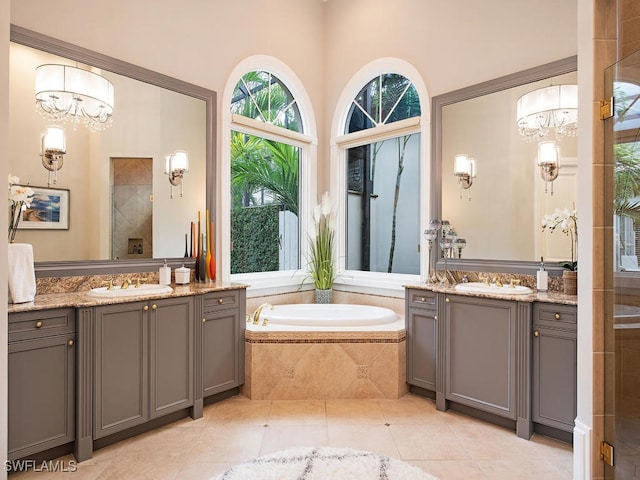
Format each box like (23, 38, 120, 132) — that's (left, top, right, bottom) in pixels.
(9, 26, 215, 276)
(431, 56, 577, 274)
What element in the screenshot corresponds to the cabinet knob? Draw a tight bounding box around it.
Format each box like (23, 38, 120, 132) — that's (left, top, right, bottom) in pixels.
(202, 318, 206, 323)
(554, 313, 561, 320)
(434, 315, 438, 321)
(68, 339, 74, 346)
(218, 298, 223, 304)
(143, 305, 149, 311)
(151, 304, 157, 310)
(420, 297, 426, 302)
(35, 321, 43, 329)
(445, 298, 450, 303)
(534, 330, 539, 337)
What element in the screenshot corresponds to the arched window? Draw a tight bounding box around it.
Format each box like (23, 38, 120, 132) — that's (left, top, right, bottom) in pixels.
(222, 59, 316, 288)
(338, 72, 423, 277)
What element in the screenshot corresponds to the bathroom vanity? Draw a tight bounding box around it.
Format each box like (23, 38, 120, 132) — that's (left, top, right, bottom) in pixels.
(7, 283, 247, 462)
(405, 285, 577, 442)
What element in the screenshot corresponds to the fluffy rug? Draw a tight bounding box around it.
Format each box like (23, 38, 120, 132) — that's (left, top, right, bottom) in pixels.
(212, 446, 438, 480)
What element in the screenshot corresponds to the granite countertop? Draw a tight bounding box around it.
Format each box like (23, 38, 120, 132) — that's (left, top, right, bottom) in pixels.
(405, 283, 578, 306)
(8, 282, 249, 314)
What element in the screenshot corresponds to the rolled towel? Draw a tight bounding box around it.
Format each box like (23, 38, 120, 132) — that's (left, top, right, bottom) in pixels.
(8, 243, 36, 304)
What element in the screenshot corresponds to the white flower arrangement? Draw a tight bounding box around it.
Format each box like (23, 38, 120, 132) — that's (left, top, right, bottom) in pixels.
(541, 207, 578, 271)
(8, 174, 34, 243)
(308, 192, 336, 290)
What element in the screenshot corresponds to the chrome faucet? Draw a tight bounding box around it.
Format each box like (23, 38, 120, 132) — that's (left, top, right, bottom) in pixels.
(252, 303, 273, 325)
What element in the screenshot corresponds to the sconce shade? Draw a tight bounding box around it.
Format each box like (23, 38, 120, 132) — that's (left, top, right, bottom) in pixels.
(454, 154, 469, 175)
(516, 84, 578, 142)
(454, 154, 476, 178)
(40, 125, 67, 186)
(537, 141, 559, 166)
(171, 150, 189, 172)
(42, 126, 66, 153)
(35, 64, 114, 131)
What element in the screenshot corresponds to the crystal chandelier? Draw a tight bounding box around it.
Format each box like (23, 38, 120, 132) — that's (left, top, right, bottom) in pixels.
(35, 64, 115, 131)
(516, 84, 577, 142)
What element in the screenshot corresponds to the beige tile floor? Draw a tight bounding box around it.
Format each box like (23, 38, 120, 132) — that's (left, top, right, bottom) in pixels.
(9, 393, 573, 480)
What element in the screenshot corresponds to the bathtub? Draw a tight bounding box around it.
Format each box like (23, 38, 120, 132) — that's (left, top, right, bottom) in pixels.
(253, 303, 399, 328)
(242, 303, 408, 400)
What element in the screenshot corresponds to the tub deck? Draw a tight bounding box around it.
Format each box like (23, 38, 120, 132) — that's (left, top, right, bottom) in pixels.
(242, 319, 407, 400)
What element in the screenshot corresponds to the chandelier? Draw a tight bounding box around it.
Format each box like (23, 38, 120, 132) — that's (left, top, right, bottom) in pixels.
(516, 84, 577, 142)
(35, 64, 115, 131)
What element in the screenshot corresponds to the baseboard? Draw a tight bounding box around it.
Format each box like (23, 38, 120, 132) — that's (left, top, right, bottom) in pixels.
(573, 419, 591, 480)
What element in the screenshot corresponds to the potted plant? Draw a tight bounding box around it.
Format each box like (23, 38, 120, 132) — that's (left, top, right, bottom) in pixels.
(308, 192, 336, 303)
(541, 207, 578, 295)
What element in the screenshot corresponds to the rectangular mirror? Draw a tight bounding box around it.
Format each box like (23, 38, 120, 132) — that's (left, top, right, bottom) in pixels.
(432, 56, 577, 273)
(9, 26, 215, 274)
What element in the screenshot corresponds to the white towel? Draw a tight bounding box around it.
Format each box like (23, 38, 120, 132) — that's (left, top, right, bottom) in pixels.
(8, 243, 36, 304)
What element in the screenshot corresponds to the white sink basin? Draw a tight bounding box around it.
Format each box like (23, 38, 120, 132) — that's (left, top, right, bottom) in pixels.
(454, 282, 533, 295)
(87, 283, 173, 298)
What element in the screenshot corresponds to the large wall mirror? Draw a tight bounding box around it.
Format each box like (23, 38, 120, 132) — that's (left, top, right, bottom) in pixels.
(432, 56, 577, 273)
(9, 26, 215, 275)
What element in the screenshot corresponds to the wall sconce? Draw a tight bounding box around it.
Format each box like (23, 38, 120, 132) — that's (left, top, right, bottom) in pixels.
(454, 154, 476, 200)
(537, 141, 560, 195)
(40, 126, 66, 187)
(164, 150, 189, 198)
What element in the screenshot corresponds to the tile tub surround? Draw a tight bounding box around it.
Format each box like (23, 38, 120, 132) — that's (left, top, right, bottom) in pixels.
(242, 327, 408, 400)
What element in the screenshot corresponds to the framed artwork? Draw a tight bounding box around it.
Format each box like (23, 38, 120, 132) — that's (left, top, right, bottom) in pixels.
(18, 185, 70, 230)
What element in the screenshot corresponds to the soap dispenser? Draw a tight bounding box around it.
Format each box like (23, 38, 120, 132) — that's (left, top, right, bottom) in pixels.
(536, 257, 548, 292)
(159, 259, 172, 285)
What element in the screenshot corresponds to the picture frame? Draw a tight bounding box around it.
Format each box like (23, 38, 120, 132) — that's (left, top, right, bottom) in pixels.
(18, 185, 70, 230)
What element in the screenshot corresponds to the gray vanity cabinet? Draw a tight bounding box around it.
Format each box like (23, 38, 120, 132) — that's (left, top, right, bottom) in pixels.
(405, 289, 438, 391)
(8, 308, 75, 461)
(149, 296, 194, 419)
(532, 303, 577, 433)
(201, 289, 246, 397)
(93, 296, 194, 439)
(444, 295, 518, 419)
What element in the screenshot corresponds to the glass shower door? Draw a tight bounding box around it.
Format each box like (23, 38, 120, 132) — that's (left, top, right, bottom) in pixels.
(605, 49, 640, 479)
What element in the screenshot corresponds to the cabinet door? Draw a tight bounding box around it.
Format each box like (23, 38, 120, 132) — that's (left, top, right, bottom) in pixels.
(532, 325, 577, 431)
(8, 334, 75, 460)
(94, 302, 148, 439)
(149, 297, 194, 418)
(445, 295, 517, 419)
(203, 309, 239, 396)
(406, 308, 437, 391)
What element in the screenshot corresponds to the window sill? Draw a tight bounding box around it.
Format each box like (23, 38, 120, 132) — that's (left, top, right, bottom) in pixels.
(233, 270, 419, 299)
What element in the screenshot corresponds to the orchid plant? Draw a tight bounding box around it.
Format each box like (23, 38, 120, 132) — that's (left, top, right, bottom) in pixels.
(8, 174, 34, 243)
(541, 207, 578, 271)
(308, 192, 336, 290)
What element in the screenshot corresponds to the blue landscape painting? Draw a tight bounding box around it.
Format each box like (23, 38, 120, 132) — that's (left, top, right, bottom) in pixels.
(28, 193, 61, 223)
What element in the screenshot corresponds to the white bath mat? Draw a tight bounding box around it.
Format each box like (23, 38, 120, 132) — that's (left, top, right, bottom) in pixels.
(211, 446, 438, 480)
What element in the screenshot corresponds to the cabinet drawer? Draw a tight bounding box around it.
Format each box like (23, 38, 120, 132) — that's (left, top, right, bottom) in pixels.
(534, 304, 576, 330)
(203, 290, 239, 313)
(407, 290, 437, 309)
(9, 308, 75, 342)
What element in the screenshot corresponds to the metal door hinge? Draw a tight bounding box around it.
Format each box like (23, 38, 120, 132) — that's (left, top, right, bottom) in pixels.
(600, 98, 614, 120)
(600, 441, 614, 466)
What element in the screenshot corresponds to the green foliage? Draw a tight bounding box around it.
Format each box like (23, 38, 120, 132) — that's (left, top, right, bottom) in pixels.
(230, 132, 299, 215)
(231, 204, 279, 274)
(615, 142, 640, 222)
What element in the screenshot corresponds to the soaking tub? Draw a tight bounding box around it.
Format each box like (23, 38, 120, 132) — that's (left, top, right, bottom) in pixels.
(242, 303, 407, 400)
